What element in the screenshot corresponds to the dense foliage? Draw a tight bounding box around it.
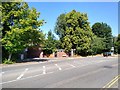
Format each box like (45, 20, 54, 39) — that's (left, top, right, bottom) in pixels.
(90, 36, 105, 55)
(2, 2, 45, 61)
(55, 10, 93, 55)
(1, 2, 116, 64)
(43, 30, 57, 55)
(92, 22, 112, 52)
(115, 34, 120, 54)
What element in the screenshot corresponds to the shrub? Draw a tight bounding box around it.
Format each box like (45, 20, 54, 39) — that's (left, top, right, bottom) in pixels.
(3, 59, 14, 64)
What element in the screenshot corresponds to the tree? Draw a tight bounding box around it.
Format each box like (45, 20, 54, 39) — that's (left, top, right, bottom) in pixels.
(55, 40, 62, 49)
(92, 22, 112, 51)
(115, 34, 120, 54)
(55, 10, 93, 55)
(90, 36, 105, 54)
(54, 13, 66, 39)
(2, 2, 45, 61)
(113, 36, 118, 54)
(43, 30, 57, 55)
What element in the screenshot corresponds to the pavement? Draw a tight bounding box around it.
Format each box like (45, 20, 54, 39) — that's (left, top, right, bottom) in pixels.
(0, 56, 119, 88)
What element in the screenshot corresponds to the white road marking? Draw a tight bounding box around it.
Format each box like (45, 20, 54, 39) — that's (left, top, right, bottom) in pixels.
(1, 58, 117, 85)
(43, 66, 46, 74)
(1, 67, 102, 85)
(0, 72, 4, 76)
(103, 75, 120, 88)
(55, 64, 62, 70)
(0, 61, 116, 85)
(0, 72, 5, 74)
(48, 72, 54, 74)
(39, 62, 46, 63)
(112, 63, 120, 66)
(67, 63, 76, 68)
(17, 68, 28, 80)
(0, 71, 53, 85)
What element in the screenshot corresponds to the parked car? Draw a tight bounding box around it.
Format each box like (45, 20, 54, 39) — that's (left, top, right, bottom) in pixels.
(103, 52, 111, 57)
(108, 52, 111, 56)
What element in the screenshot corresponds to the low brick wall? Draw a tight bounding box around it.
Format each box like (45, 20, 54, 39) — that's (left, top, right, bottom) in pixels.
(43, 54, 54, 58)
(57, 52, 69, 57)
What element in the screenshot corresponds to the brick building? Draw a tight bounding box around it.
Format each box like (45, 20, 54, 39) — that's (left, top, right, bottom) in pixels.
(26, 48, 70, 58)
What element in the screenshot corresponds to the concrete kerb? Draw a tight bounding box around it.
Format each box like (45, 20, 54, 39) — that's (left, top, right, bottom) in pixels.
(0, 61, 38, 68)
(0, 57, 83, 68)
(1, 55, 116, 68)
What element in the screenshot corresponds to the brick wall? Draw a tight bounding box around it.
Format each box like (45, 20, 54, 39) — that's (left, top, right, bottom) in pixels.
(27, 47, 70, 58)
(27, 47, 42, 58)
(57, 51, 69, 57)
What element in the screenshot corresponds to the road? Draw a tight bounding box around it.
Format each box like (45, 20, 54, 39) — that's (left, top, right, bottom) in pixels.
(1, 56, 119, 88)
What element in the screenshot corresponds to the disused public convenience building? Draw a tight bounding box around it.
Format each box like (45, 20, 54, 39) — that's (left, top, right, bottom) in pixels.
(22, 47, 74, 59)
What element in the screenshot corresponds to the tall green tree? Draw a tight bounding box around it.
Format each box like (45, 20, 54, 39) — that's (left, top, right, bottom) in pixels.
(113, 36, 118, 54)
(2, 2, 22, 60)
(43, 30, 57, 55)
(55, 10, 93, 55)
(54, 13, 66, 39)
(92, 22, 112, 51)
(115, 34, 120, 54)
(2, 2, 45, 61)
(90, 36, 105, 54)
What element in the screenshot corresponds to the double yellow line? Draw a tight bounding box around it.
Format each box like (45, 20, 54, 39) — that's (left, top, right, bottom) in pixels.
(102, 75, 120, 89)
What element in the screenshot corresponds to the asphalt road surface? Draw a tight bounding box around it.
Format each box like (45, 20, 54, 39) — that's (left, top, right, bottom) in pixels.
(1, 56, 119, 88)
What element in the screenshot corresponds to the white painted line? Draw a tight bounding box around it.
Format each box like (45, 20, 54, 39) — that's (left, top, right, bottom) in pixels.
(43, 66, 46, 74)
(0, 72, 4, 76)
(17, 68, 28, 80)
(17, 74, 24, 80)
(112, 63, 120, 66)
(39, 62, 46, 63)
(1, 72, 4, 74)
(0, 71, 56, 85)
(65, 67, 74, 70)
(55, 64, 62, 70)
(48, 72, 54, 74)
(67, 63, 76, 68)
(0, 63, 108, 85)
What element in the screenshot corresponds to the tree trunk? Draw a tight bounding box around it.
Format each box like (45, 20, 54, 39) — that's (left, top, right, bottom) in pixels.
(8, 53, 12, 60)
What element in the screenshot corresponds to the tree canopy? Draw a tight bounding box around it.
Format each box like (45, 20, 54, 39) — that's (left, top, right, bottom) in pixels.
(2, 2, 45, 60)
(90, 36, 105, 54)
(115, 34, 120, 54)
(54, 13, 66, 39)
(92, 22, 112, 51)
(43, 30, 57, 55)
(1, 2, 115, 63)
(55, 10, 93, 55)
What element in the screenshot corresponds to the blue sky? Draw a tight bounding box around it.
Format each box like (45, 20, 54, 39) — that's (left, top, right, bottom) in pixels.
(27, 2, 118, 38)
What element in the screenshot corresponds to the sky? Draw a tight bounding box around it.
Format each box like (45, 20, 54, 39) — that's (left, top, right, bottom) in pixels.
(27, 2, 118, 38)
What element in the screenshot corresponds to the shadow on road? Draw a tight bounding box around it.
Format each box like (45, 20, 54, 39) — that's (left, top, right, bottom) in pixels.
(18, 58, 50, 63)
(103, 66, 113, 69)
